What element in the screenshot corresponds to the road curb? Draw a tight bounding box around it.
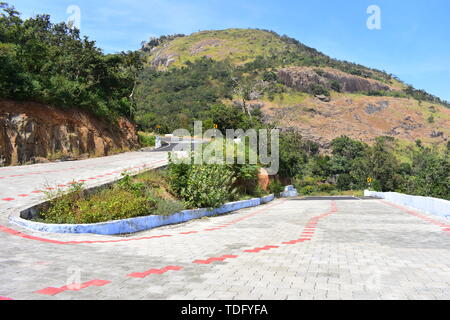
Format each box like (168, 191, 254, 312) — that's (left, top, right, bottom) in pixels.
(9, 194, 276, 235)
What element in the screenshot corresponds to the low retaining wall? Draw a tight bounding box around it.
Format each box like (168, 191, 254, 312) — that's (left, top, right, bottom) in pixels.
(364, 190, 450, 219)
(10, 194, 276, 235)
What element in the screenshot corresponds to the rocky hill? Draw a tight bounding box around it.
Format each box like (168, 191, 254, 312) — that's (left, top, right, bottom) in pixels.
(0, 100, 139, 166)
(140, 28, 449, 150)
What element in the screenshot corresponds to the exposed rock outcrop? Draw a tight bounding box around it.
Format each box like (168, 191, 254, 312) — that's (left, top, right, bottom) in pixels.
(365, 101, 389, 114)
(0, 100, 139, 166)
(278, 67, 392, 93)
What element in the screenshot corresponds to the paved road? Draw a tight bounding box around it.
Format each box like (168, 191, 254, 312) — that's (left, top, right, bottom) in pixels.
(0, 196, 449, 300)
(0, 150, 168, 221)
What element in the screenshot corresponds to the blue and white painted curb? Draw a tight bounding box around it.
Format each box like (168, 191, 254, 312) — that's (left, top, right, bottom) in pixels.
(10, 194, 276, 235)
(365, 190, 450, 220)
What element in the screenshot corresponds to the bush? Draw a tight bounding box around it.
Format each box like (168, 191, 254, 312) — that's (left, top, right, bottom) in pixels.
(138, 132, 156, 147)
(309, 83, 330, 96)
(301, 185, 316, 195)
(294, 176, 319, 189)
(153, 198, 186, 216)
(180, 165, 237, 208)
(40, 183, 154, 224)
(336, 173, 352, 191)
(330, 80, 341, 92)
(39, 170, 182, 224)
(268, 180, 284, 194)
(318, 183, 335, 192)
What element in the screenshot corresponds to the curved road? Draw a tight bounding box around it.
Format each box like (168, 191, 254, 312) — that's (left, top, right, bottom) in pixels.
(0, 151, 449, 300)
(0, 150, 169, 218)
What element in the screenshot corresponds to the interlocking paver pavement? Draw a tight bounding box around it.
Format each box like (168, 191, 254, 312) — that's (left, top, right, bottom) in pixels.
(0, 150, 168, 217)
(0, 189, 449, 300)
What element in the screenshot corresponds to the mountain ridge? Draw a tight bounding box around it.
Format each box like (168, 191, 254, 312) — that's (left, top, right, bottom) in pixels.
(136, 28, 449, 149)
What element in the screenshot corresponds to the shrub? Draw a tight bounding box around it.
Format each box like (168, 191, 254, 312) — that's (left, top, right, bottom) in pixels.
(330, 80, 341, 92)
(309, 83, 330, 97)
(167, 156, 192, 196)
(74, 188, 152, 224)
(268, 180, 284, 194)
(40, 184, 154, 224)
(138, 132, 156, 147)
(336, 173, 352, 190)
(252, 185, 269, 198)
(294, 176, 319, 189)
(153, 198, 186, 216)
(180, 165, 237, 208)
(318, 183, 335, 193)
(301, 185, 316, 195)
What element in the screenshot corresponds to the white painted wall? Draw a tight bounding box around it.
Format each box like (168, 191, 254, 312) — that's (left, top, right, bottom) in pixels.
(365, 190, 450, 219)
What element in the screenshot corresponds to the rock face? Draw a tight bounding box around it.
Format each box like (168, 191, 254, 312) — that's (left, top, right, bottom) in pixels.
(0, 100, 139, 166)
(278, 67, 392, 93)
(365, 101, 389, 114)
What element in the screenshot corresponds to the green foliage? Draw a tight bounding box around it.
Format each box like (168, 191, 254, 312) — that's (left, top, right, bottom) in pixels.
(366, 137, 403, 192)
(318, 183, 335, 193)
(180, 165, 237, 208)
(138, 132, 156, 147)
(404, 85, 449, 108)
(330, 80, 342, 92)
(0, 3, 141, 119)
(38, 170, 188, 224)
(278, 131, 318, 178)
(153, 198, 186, 216)
(167, 156, 192, 196)
(40, 183, 153, 224)
(404, 147, 450, 200)
(167, 138, 262, 207)
(135, 57, 234, 132)
(309, 83, 330, 96)
(268, 180, 284, 194)
(336, 174, 352, 191)
(286, 135, 448, 199)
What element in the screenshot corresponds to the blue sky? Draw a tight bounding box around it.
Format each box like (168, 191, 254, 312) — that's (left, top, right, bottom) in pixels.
(9, 0, 450, 102)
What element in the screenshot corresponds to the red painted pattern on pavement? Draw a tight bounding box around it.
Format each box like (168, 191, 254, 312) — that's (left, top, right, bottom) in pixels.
(263, 201, 337, 247)
(0, 159, 166, 202)
(244, 245, 279, 253)
(180, 231, 198, 235)
(35, 279, 111, 296)
(0, 158, 126, 180)
(193, 255, 239, 264)
(0, 196, 285, 245)
(128, 265, 183, 278)
(0, 296, 13, 300)
(29, 200, 335, 297)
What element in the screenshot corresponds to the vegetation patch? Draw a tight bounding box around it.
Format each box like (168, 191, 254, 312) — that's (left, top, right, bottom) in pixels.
(138, 132, 156, 147)
(37, 139, 270, 224)
(37, 170, 186, 224)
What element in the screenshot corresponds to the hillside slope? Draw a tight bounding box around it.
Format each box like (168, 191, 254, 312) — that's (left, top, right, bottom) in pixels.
(255, 93, 450, 148)
(140, 28, 449, 149)
(0, 99, 138, 166)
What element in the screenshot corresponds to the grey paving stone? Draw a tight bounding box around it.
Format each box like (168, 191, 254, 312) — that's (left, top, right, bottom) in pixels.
(0, 174, 448, 301)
